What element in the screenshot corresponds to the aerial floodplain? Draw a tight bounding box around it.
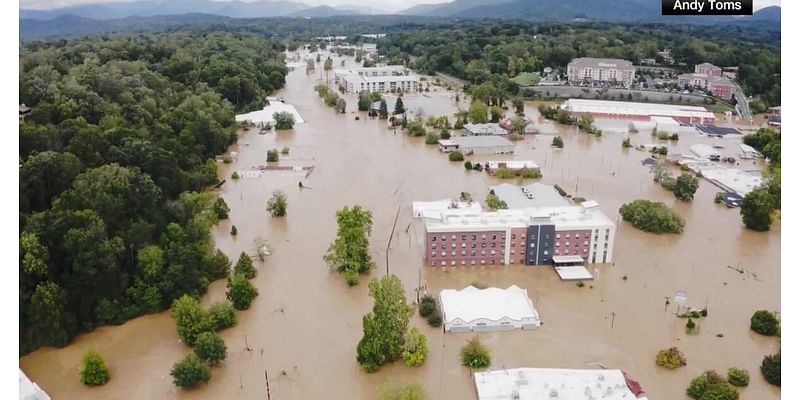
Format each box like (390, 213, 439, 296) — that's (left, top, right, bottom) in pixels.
(18, 6, 781, 400)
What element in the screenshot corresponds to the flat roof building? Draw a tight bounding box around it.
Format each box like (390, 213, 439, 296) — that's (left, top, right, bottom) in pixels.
(334, 65, 418, 93)
(439, 285, 541, 333)
(490, 183, 569, 209)
(699, 167, 764, 196)
(566, 58, 635, 88)
(474, 368, 648, 400)
(695, 62, 722, 77)
(440, 136, 515, 155)
(561, 99, 715, 124)
(463, 123, 508, 136)
(484, 161, 539, 176)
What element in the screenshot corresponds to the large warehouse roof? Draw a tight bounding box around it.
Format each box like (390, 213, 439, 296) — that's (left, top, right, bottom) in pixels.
(562, 99, 715, 121)
(474, 368, 648, 400)
(439, 285, 540, 327)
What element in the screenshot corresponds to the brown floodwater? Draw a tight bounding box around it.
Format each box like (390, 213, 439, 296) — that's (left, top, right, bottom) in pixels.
(20, 52, 780, 400)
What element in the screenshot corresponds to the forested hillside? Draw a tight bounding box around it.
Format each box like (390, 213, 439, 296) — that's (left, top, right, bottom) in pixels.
(18, 32, 287, 354)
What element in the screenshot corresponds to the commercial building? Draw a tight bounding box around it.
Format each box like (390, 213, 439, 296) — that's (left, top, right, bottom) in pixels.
(708, 77, 736, 99)
(690, 143, 722, 161)
(333, 65, 418, 93)
(561, 99, 715, 124)
(412, 199, 482, 218)
(421, 197, 616, 267)
(235, 101, 305, 126)
(439, 285, 541, 333)
(20, 369, 51, 400)
(462, 123, 508, 136)
(474, 368, 648, 400)
(699, 167, 764, 197)
(677, 73, 710, 88)
(438, 136, 515, 155)
(485, 161, 540, 176)
(695, 62, 722, 77)
(679, 62, 735, 100)
(566, 58, 635, 88)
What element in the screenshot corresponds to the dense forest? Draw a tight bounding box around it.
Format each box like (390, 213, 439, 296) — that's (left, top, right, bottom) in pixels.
(18, 32, 287, 354)
(376, 21, 781, 108)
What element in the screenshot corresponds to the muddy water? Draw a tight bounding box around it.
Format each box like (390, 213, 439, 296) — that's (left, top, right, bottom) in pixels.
(21, 52, 780, 400)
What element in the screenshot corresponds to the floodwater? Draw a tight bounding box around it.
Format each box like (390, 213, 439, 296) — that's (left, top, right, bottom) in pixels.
(21, 52, 780, 400)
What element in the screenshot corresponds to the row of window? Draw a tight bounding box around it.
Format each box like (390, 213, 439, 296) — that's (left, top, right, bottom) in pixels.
(431, 250, 502, 257)
(432, 234, 504, 242)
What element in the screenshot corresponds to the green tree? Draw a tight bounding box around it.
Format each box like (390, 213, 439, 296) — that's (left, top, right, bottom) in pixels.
(699, 383, 740, 400)
(194, 331, 227, 365)
(171, 295, 212, 346)
(424, 133, 440, 145)
(208, 301, 236, 331)
(485, 191, 508, 210)
(761, 352, 780, 386)
(226, 274, 258, 310)
(171, 353, 210, 388)
(750, 310, 780, 336)
(358, 91, 372, 111)
(495, 168, 515, 179)
(28, 281, 74, 348)
(727, 368, 749, 387)
(234, 252, 257, 279)
(324, 206, 374, 284)
(20, 151, 83, 213)
(356, 275, 413, 372)
(273, 112, 295, 130)
(267, 149, 279, 162)
(674, 173, 699, 201)
(740, 188, 773, 231)
(552, 136, 564, 148)
(656, 347, 687, 369)
(394, 98, 405, 115)
(379, 99, 389, 119)
(619, 200, 685, 234)
(378, 382, 426, 400)
(460, 337, 491, 369)
(467, 101, 488, 124)
(266, 191, 288, 217)
(688, 370, 726, 399)
(448, 151, 465, 162)
(418, 295, 437, 317)
(650, 160, 671, 182)
(489, 106, 504, 123)
(401, 328, 428, 367)
(213, 197, 230, 219)
(79, 349, 110, 386)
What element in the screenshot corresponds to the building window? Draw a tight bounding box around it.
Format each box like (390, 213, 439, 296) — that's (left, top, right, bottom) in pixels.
(440, 252, 445, 256)
(472, 235, 477, 240)
(461, 235, 466, 241)
(511, 234, 516, 239)
(441, 245, 445, 250)
(530, 243, 535, 248)
(544, 250, 549, 255)
(451, 235, 456, 240)
(482, 234, 486, 239)
(491, 250, 496, 255)
(451, 243, 456, 249)
(431, 244, 436, 249)
(472, 243, 476, 249)
(555, 243, 560, 247)
(471, 260, 476, 265)
(511, 242, 516, 248)
(556, 234, 561, 239)
(565, 242, 570, 246)
(481, 250, 486, 255)
(451, 251, 456, 256)
(481, 243, 487, 248)
(432, 237, 436, 242)
(565, 234, 570, 239)
(481, 260, 486, 265)
(584, 241, 589, 246)
(441, 236, 446, 241)
(440, 261, 446, 266)
(555, 250, 560, 255)
(431, 252, 436, 258)
(461, 260, 466, 265)
(491, 243, 496, 248)
(471, 251, 477, 256)
(461, 250, 466, 256)
(451, 260, 456, 266)
(462, 243, 466, 248)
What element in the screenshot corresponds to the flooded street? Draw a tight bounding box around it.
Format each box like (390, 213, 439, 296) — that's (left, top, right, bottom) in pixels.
(20, 53, 780, 400)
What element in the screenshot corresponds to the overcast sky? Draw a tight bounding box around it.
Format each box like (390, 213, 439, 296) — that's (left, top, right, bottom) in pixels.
(19, 0, 782, 13)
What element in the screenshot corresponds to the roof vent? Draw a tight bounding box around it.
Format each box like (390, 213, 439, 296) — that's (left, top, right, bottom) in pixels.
(549, 389, 558, 398)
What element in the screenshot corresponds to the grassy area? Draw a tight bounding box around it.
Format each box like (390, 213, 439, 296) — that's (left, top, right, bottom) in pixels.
(511, 72, 540, 86)
(706, 101, 734, 113)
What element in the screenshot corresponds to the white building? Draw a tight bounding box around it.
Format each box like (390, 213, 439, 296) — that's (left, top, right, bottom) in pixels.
(439, 285, 541, 333)
(474, 368, 648, 400)
(463, 123, 508, 136)
(20, 369, 50, 400)
(441, 136, 515, 155)
(690, 143, 722, 160)
(699, 167, 764, 196)
(235, 101, 305, 126)
(333, 65, 418, 93)
(566, 58, 636, 88)
(412, 199, 482, 218)
(562, 99, 716, 124)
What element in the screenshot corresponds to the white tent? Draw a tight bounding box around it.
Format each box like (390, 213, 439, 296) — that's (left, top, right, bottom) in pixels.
(439, 285, 541, 333)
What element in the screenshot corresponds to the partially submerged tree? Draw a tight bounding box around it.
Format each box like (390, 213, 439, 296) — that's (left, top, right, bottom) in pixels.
(356, 275, 413, 372)
(273, 112, 295, 130)
(324, 206, 374, 285)
(750, 310, 780, 336)
(461, 337, 491, 369)
(226, 274, 258, 310)
(266, 191, 288, 217)
(194, 331, 227, 365)
(402, 328, 429, 367)
(171, 353, 210, 388)
(171, 295, 212, 346)
(234, 252, 257, 279)
(655, 347, 686, 369)
(79, 350, 110, 386)
(740, 188, 774, 231)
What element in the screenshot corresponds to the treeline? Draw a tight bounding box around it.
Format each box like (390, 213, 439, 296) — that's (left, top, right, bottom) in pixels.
(18, 32, 288, 354)
(378, 21, 780, 106)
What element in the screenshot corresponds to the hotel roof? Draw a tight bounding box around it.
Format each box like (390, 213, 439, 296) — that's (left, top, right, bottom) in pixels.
(568, 57, 634, 70)
(423, 204, 614, 233)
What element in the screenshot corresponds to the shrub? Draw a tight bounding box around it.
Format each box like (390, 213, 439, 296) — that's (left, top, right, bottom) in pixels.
(230, 225, 237, 235)
(231, 171, 240, 180)
(750, 310, 780, 336)
(485, 191, 508, 210)
(449, 151, 465, 162)
(234, 252, 257, 279)
(402, 328, 428, 367)
(226, 274, 258, 310)
(655, 347, 686, 369)
(424, 133, 440, 145)
(727, 368, 749, 387)
(208, 301, 236, 331)
(461, 337, 490, 369)
(170, 353, 210, 388)
(377, 382, 426, 400)
(266, 191, 288, 217)
(419, 295, 437, 317)
(619, 200, 685, 234)
(660, 177, 677, 191)
(495, 168, 514, 179)
(426, 310, 443, 327)
(674, 173, 699, 201)
(464, 160, 473, 170)
(344, 270, 360, 286)
(552, 136, 564, 148)
(440, 129, 451, 139)
(622, 138, 632, 148)
(670, 133, 680, 141)
(657, 132, 671, 140)
(273, 112, 295, 130)
(699, 382, 739, 400)
(213, 197, 230, 219)
(686, 318, 696, 334)
(79, 350, 110, 386)
(472, 163, 483, 172)
(281, 146, 290, 155)
(194, 331, 227, 365)
(266, 149, 279, 162)
(761, 352, 780, 386)
(406, 121, 426, 137)
(521, 168, 542, 179)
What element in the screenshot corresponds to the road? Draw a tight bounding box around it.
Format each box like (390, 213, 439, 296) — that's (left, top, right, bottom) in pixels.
(733, 87, 753, 122)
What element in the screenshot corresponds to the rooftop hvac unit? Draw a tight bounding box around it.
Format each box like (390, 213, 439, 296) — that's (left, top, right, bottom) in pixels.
(526, 193, 535, 199)
(549, 389, 558, 398)
(511, 389, 520, 400)
(522, 187, 529, 193)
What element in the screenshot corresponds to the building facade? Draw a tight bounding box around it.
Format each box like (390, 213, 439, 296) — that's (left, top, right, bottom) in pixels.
(694, 62, 722, 77)
(709, 77, 735, 99)
(566, 58, 635, 88)
(423, 204, 615, 267)
(334, 65, 419, 93)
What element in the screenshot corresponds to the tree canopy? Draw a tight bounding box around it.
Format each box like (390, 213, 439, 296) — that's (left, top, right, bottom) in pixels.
(356, 275, 413, 372)
(619, 200, 685, 234)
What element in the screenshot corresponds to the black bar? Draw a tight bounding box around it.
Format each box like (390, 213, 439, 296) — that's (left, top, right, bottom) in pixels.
(661, 0, 753, 16)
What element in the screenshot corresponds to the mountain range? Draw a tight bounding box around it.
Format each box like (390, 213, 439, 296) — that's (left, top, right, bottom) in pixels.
(20, 0, 780, 22)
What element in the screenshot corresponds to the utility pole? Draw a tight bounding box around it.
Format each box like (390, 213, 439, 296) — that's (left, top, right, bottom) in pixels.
(264, 370, 272, 400)
(610, 312, 616, 329)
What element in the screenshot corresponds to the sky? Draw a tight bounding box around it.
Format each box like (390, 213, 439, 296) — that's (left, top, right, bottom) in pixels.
(19, 0, 783, 13)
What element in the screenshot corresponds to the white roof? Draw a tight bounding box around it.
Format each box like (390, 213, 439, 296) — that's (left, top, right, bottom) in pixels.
(650, 116, 680, 126)
(424, 204, 615, 233)
(440, 286, 540, 326)
(452, 136, 515, 149)
(464, 123, 508, 136)
(491, 183, 570, 209)
(738, 143, 760, 154)
(562, 99, 715, 121)
(554, 266, 594, 281)
(412, 199, 482, 218)
(700, 167, 764, 196)
(690, 144, 721, 158)
(438, 139, 458, 146)
(486, 161, 539, 170)
(474, 368, 646, 400)
(235, 102, 305, 125)
(19, 370, 50, 400)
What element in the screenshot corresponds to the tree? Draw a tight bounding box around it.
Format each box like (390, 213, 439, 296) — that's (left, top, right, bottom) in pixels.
(619, 200, 685, 234)
(378, 382, 426, 400)
(750, 310, 780, 336)
(267, 149, 279, 162)
(194, 331, 227, 365)
(424, 133, 440, 145)
(485, 191, 508, 210)
(208, 301, 236, 330)
(171, 295, 212, 346)
(448, 151, 465, 162)
(28, 281, 74, 348)
(379, 99, 389, 120)
(336, 98, 347, 113)
(699, 383, 740, 400)
(512, 99, 524, 115)
(740, 188, 773, 231)
(460, 337, 491, 369)
(402, 328, 428, 367)
(464, 160, 473, 170)
(358, 91, 372, 111)
(655, 347, 686, 369)
(440, 129, 451, 139)
(394, 98, 405, 115)
(674, 173, 699, 201)
(650, 160, 671, 182)
(324, 206, 374, 284)
(688, 370, 726, 399)
(171, 353, 210, 388)
(761, 352, 780, 386)
(213, 197, 230, 219)
(727, 368, 749, 387)
(418, 295, 437, 317)
(489, 106, 504, 123)
(273, 112, 295, 130)
(266, 191, 288, 217)
(79, 350, 110, 386)
(552, 136, 564, 148)
(468, 101, 488, 124)
(226, 274, 258, 310)
(234, 252, 257, 279)
(356, 275, 413, 372)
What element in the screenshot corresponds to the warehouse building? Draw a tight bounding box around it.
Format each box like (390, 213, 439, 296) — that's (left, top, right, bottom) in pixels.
(566, 58, 635, 88)
(438, 136, 515, 155)
(474, 368, 649, 400)
(561, 99, 715, 124)
(439, 285, 541, 333)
